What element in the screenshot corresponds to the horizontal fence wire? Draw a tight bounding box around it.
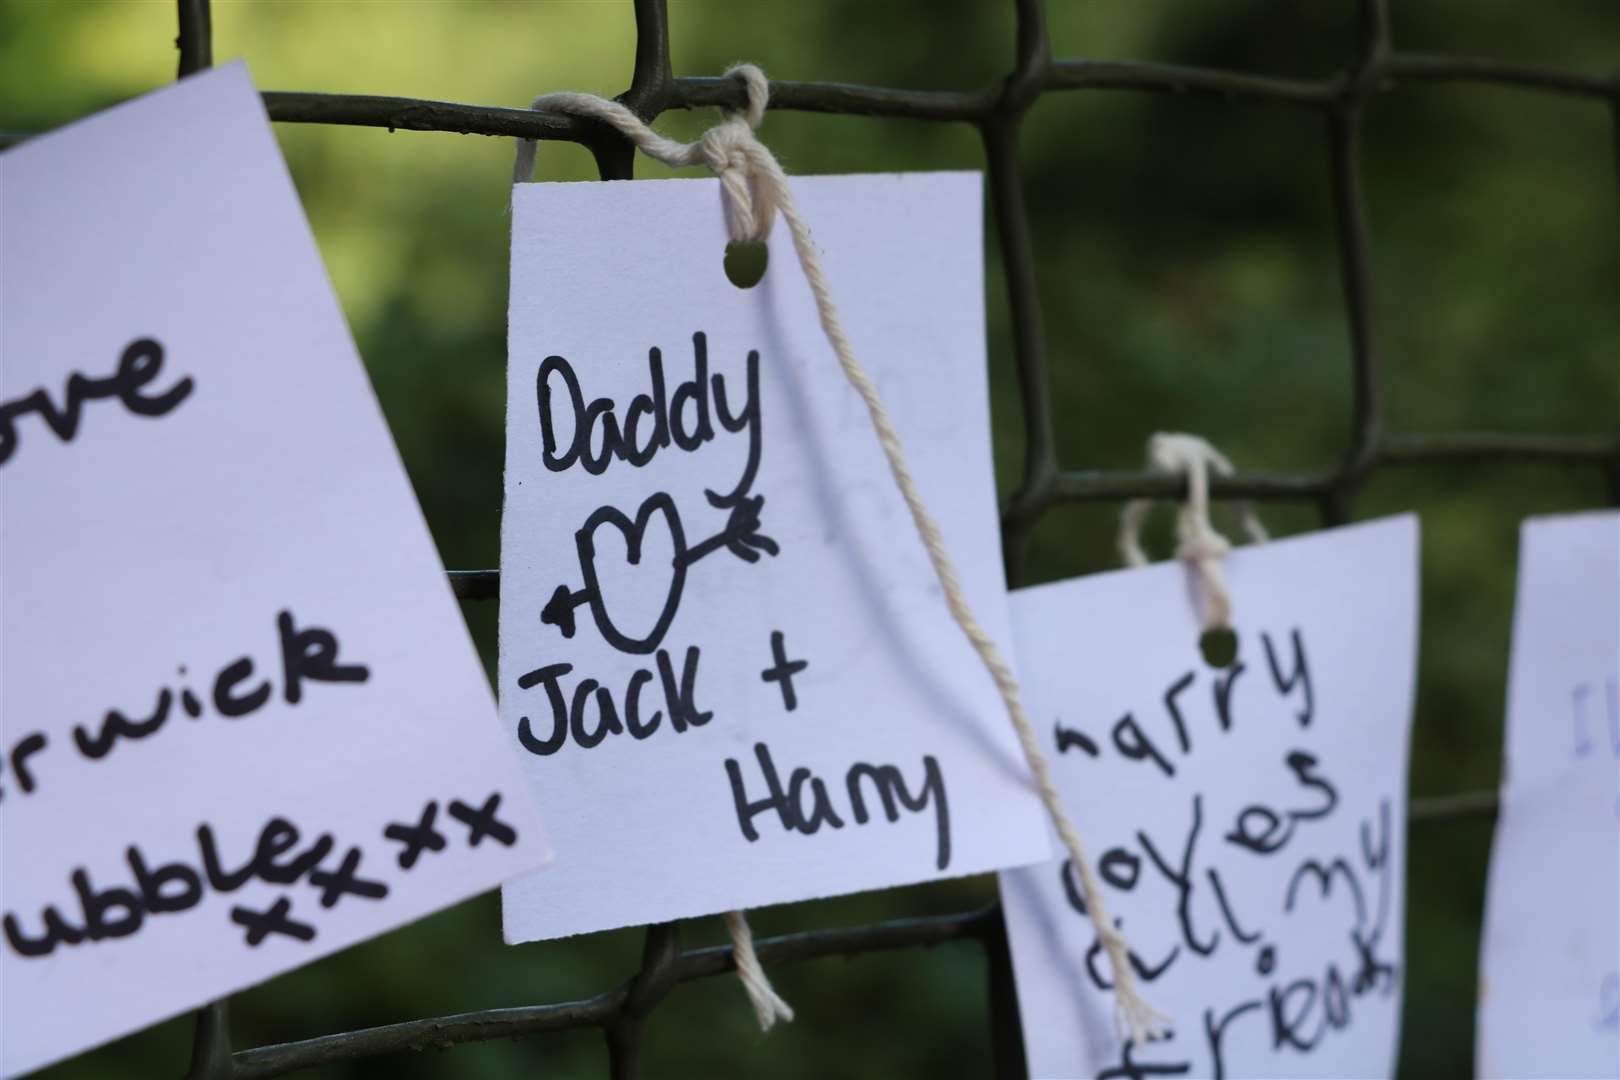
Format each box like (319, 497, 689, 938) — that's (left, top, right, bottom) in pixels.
(8, 0, 1613, 1076)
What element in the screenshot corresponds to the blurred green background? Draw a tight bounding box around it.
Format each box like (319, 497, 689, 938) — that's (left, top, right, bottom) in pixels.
(4, 1, 1616, 1077)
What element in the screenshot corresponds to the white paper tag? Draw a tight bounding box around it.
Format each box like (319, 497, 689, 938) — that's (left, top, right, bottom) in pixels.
(0, 64, 550, 1078)
(999, 515, 1418, 1079)
(1477, 511, 1619, 1079)
(499, 171, 1051, 941)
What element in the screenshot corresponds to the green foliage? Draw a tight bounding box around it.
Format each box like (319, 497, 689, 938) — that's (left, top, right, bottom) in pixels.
(4, 2, 1615, 1077)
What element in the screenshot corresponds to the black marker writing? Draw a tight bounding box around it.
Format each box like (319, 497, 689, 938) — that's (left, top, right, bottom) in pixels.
(514, 645, 711, 756)
(0, 733, 49, 802)
(383, 802, 446, 869)
(725, 742, 952, 870)
(1262, 629, 1313, 727)
(1138, 794, 1220, 958)
(447, 794, 519, 847)
(0, 338, 192, 468)
(68, 610, 368, 765)
(541, 490, 777, 653)
(231, 897, 315, 946)
(537, 332, 760, 506)
(1055, 721, 1100, 757)
(1224, 750, 1340, 856)
(2, 791, 514, 958)
(1042, 625, 1405, 1078)
(760, 630, 808, 711)
(521, 324, 959, 889)
(1058, 861, 1181, 988)
(1050, 627, 1316, 783)
(1113, 713, 1176, 778)
(1097, 1039, 1191, 1079)
(5, 814, 356, 957)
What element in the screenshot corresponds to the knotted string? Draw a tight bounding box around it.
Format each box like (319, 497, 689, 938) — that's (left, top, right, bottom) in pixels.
(514, 64, 1167, 1043)
(513, 77, 776, 241)
(1119, 433, 1268, 630)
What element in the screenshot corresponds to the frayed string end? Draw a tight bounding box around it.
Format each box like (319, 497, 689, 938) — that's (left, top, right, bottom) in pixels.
(1115, 988, 1175, 1046)
(723, 910, 794, 1031)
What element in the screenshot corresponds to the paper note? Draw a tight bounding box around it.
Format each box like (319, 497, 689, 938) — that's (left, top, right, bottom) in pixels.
(0, 65, 549, 1077)
(1477, 511, 1619, 1079)
(999, 515, 1418, 1079)
(500, 171, 1051, 941)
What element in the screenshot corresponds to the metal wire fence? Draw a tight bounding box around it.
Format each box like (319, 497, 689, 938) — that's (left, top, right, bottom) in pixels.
(22, 0, 1618, 1076)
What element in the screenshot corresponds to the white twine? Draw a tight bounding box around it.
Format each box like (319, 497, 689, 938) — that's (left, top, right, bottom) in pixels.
(722, 909, 796, 1031)
(514, 64, 1167, 1044)
(1118, 433, 1268, 630)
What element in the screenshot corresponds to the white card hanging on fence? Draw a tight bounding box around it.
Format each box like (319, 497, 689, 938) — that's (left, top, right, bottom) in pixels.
(0, 64, 551, 1078)
(1477, 511, 1619, 1080)
(999, 515, 1417, 1080)
(500, 171, 1052, 941)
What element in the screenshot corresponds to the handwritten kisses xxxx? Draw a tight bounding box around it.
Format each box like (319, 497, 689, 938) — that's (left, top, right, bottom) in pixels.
(2, 792, 521, 958)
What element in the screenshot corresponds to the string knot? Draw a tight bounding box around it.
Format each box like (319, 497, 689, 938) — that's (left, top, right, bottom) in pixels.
(1119, 433, 1267, 631)
(512, 63, 778, 245)
(699, 65, 775, 243)
(697, 119, 777, 243)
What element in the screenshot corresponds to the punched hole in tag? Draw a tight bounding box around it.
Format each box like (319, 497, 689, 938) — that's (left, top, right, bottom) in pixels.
(723, 240, 768, 289)
(1199, 626, 1239, 669)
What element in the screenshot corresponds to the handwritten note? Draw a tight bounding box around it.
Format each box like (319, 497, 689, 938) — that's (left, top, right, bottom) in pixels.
(1477, 511, 1619, 1079)
(0, 65, 549, 1077)
(999, 515, 1417, 1079)
(500, 172, 1052, 941)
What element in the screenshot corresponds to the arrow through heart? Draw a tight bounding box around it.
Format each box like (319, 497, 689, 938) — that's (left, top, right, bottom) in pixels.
(542, 488, 779, 655)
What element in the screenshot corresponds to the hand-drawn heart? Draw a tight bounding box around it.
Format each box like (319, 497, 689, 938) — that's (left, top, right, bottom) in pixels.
(572, 491, 689, 655)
